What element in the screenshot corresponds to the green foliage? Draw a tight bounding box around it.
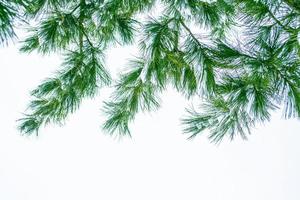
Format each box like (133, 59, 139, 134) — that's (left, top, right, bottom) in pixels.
(182, 97, 254, 143)
(21, 13, 79, 53)
(103, 59, 160, 136)
(0, 0, 29, 45)
(5, 0, 300, 142)
(19, 43, 111, 135)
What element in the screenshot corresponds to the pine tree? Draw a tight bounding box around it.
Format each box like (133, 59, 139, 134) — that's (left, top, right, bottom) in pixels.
(9, 0, 300, 142)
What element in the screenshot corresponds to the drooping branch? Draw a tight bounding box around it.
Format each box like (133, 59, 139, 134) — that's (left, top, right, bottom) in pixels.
(16, 0, 300, 142)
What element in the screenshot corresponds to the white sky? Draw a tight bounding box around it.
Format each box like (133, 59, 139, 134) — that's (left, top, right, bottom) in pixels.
(0, 38, 300, 200)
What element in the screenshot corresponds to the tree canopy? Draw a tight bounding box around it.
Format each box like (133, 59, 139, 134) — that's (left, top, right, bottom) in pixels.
(1, 0, 299, 142)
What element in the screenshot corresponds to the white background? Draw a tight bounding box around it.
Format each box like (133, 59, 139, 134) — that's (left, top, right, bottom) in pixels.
(0, 39, 300, 200)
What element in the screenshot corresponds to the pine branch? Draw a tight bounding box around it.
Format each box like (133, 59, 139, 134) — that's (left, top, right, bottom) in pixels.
(13, 0, 300, 142)
(265, 6, 293, 32)
(179, 19, 203, 48)
(19, 45, 111, 135)
(103, 59, 160, 136)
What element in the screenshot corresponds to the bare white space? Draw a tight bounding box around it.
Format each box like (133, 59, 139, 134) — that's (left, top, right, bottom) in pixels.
(0, 39, 300, 200)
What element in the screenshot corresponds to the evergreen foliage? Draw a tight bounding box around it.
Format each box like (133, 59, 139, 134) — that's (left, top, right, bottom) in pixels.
(3, 0, 299, 142)
(0, 0, 29, 44)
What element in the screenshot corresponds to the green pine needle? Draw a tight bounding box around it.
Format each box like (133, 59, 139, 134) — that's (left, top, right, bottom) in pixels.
(5, 0, 298, 142)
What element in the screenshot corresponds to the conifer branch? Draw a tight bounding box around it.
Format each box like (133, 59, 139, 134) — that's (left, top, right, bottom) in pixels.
(179, 19, 202, 48)
(266, 7, 293, 32)
(11, 0, 300, 142)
